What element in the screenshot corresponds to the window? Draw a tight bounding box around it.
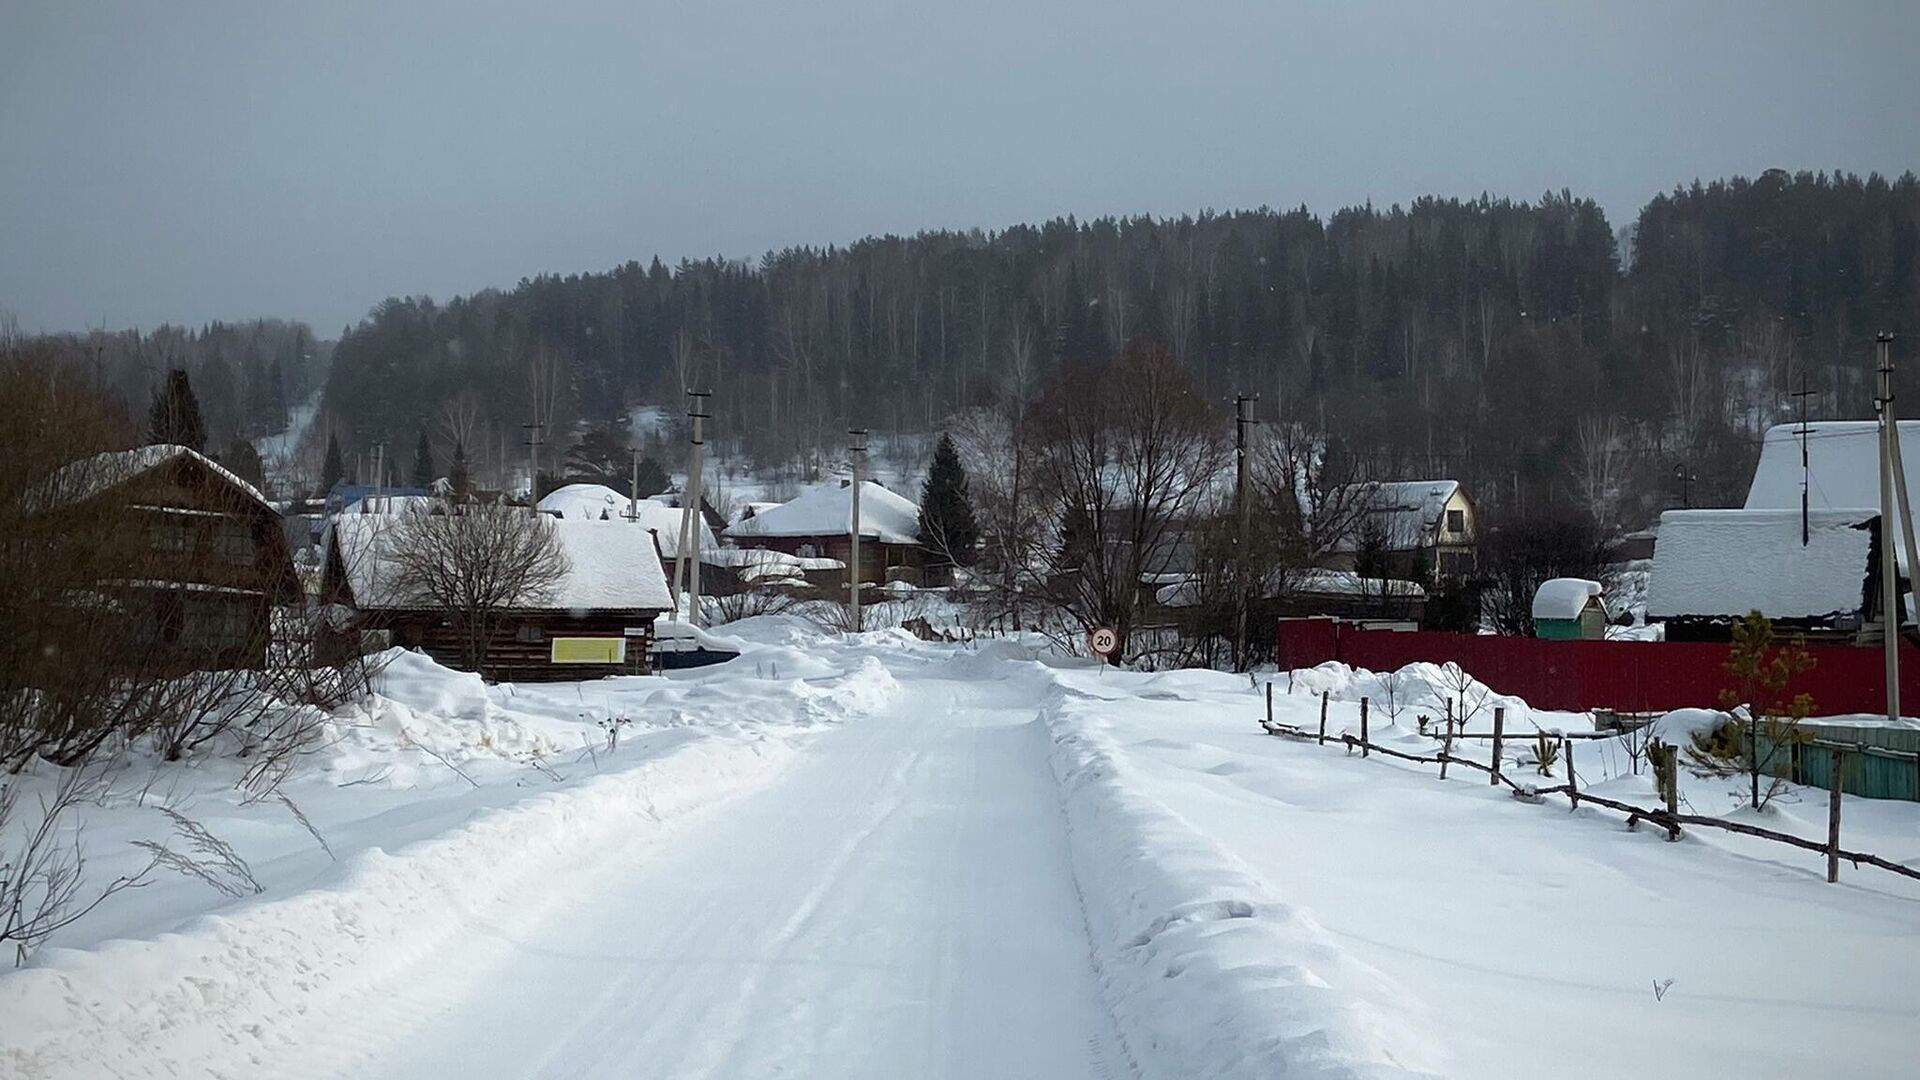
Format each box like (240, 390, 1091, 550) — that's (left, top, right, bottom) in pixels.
(213, 522, 254, 564)
(797, 542, 818, 558)
(1446, 509, 1465, 535)
(149, 520, 193, 554)
(516, 625, 546, 643)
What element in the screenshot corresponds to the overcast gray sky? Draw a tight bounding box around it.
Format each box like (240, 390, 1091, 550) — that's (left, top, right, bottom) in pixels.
(3, 0, 1916, 335)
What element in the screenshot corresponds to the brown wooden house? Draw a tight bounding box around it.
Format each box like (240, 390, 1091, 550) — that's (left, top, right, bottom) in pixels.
(36, 445, 300, 674)
(724, 480, 925, 588)
(321, 510, 673, 681)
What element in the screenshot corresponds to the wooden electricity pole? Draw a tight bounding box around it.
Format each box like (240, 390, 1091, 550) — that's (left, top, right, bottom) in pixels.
(1233, 393, 1258, 672)
(522, 421, 544, 519)
(848, 428, 868, 633)
(1876, 333, 1900, 723)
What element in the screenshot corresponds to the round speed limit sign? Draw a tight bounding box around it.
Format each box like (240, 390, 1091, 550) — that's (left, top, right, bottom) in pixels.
(1086, 626, 1118, 657)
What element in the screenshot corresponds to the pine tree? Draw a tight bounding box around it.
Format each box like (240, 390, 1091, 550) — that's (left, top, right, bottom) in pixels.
(917, 433, 978, 567)
(322, 431, 346, 493)
(448, 439, 472, 499)
(410, 429, 435, 487)
(148, 368, 207, 452)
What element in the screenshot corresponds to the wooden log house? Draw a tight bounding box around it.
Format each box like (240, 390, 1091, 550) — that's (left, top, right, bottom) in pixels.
(321, 508, 673, 681)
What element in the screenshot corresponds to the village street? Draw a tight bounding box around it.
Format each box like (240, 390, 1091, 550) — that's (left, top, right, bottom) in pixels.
(289, 666, 1125, 1080)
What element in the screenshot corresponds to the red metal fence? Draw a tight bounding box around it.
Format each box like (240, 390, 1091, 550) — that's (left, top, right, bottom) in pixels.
(1276, 618, 1920, 716)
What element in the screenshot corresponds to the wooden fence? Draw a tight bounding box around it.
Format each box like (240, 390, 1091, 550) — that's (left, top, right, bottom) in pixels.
(1261, 685, 1920, 888)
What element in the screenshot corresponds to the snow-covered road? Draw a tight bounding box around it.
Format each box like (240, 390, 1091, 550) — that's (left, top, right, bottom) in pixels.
(327, 674, 1120, 1079)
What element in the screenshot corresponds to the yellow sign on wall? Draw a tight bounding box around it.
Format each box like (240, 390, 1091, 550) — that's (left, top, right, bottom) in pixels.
(550, 637, 626, 664)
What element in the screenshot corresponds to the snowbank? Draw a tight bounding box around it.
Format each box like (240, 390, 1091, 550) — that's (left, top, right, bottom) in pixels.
(0, 641, 899, 1078)
(1043, 684, 1444, 1079)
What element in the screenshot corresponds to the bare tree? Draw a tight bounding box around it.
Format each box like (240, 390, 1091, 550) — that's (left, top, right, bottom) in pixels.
(1571, 414, 1625, 529)
(1027, 344, 1229, 661)
(386, 504, 570, 675)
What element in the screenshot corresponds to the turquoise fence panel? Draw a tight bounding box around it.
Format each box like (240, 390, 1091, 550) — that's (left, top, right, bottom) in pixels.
(1747, 726, 1920, 802)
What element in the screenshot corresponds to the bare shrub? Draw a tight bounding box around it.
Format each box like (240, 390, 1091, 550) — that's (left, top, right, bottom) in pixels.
(385, 503, 570, 675)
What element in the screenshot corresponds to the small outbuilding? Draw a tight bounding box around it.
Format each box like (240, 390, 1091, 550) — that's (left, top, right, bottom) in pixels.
(1532, 578, 1607, 639)
(1645, 508, 1890, 643)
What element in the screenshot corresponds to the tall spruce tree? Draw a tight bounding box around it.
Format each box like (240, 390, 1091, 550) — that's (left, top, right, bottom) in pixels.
(221, 436, 265, 489)
(917, 433, 979, 567)
(148, 368, 207, 452)
(448, 439, 472, 499)
(410, 429, 436, 487)
(321, 431, 346, 493)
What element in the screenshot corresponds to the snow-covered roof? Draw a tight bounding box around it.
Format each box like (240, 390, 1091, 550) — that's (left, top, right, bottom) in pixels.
(1646, 508, 1874, 621)
(1332, 479, 1462, 550)
(342, 494, 441, 517)
(1747, 421, 1920, 569)
(1155, 570, 1424, 608)
(536, 483, 718, 558)
(1532, 578, 1603, 621)
(331, 512, 672, 612)
(34, 444, 273, 514)
(700, 547, 844, 572)
(725, 480, 921, 545)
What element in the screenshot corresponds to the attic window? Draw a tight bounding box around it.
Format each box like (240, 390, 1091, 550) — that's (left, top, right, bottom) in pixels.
(1447, 509, 1465, 535)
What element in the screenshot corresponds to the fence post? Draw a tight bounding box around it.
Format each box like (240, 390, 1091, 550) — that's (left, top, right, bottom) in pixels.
(1828, 748, 1845, 883)
(1318, 690, 1328, 746)
(1489, 707, 1505, 786)
(1663, 750, 1679, 819)
(1439, 701, 1453, 780)
(1564, 735, 1578, 808)
(1360, 697, 1370, 758)
(1265, 681, 1273, 730)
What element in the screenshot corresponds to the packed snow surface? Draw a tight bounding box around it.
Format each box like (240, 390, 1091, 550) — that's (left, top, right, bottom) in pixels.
(4, 636, 1917, 1078)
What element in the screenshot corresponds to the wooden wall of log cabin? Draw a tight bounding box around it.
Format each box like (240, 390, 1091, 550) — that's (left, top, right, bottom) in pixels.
(378, 608, 661, 682)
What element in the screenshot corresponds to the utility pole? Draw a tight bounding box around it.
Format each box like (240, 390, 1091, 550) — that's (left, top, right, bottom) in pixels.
(523, 421, 545, 519)
(628, 444, 640, 524)
(1876, 332, 1901, 724)
(674, 390, 711, 626)
(1233, 393, 1258, 672)
(849, 428, 868, 633)
(1792, 370, 1815, 546)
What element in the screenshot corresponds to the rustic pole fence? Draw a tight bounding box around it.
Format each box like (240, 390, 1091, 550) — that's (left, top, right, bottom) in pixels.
(1828, 749, 1845, 883)
(1255, 697, 1920, 886)
(1564, 735, 1578, 809)
(1489, 707, 1505, 786)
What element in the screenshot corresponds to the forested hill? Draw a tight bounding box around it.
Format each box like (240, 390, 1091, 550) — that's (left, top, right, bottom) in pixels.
(323, 169, 1920, 525)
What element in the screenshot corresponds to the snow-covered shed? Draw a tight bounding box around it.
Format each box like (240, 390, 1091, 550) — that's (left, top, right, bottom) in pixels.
(1532, 578, 1606, 640)
(322, 511, 673, 680)
(725, 480, 924, 585)
(1645, 508, 1886, 642)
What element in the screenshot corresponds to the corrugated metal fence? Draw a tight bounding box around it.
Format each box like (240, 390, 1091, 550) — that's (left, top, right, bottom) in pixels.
(1277, 618, 1920, 718)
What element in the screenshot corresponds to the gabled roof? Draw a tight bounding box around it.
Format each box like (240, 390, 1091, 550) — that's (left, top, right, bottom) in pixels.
(330, 511, 673, 612)
(1646, 508, 1875, 622)
(35, 444, 273, 514)
(725, 480, 921, 545)
(1746, 421, 1920, 570)
(536, 483, 718, 557)
(1331, 479, 1463, 550)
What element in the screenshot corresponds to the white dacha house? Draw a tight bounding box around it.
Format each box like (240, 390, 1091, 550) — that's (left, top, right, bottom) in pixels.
(1323, 479, 1477, 579)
